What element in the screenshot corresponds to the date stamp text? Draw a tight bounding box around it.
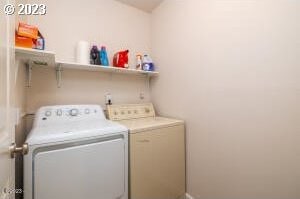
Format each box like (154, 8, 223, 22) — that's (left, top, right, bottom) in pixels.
(3, 4, 47, 15)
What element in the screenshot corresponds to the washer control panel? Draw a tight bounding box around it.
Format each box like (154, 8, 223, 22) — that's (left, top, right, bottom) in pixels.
(34, 105, 105, 127)
(107, 103, 155, 121)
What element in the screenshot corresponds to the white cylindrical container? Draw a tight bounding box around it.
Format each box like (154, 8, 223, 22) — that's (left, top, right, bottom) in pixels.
(76, 41, 90, 64)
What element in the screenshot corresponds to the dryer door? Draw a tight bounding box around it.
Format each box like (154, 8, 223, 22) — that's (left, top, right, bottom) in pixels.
(33, 136, 126, 199)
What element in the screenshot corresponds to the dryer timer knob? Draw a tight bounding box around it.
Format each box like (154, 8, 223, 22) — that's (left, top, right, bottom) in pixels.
(85, 109, 90, 114)
(45, 111, 52, 117)
(69, 109, 79, 116)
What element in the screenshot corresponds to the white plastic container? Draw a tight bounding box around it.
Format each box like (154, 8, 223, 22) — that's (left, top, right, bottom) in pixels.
(76, 41, 90, 64)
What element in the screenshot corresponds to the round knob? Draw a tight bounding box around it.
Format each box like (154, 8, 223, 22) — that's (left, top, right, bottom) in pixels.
(85, 109, 90, 114)
(69, 109, 79, 116)
(45, 111, 52, 117)
(145, 108, 150, 113)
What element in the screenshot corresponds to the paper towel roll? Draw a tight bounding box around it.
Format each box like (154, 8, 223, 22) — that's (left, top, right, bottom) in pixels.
(76, 41, 90, 64)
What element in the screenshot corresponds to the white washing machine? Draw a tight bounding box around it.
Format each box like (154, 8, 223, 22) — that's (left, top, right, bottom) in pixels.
(24, 105, 128, 199)
(107, 103, 186, 199)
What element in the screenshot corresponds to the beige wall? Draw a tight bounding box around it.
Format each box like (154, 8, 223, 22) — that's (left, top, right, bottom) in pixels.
(151, 0, 300, 198)
(22, 0, 151, 112)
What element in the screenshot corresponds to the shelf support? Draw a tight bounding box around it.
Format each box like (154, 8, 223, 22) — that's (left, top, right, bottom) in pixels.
(15, 59, 20, 86)
(146, 74, 150, 93)
(56, 64, 62, 88)
(26, 62, 33, 88)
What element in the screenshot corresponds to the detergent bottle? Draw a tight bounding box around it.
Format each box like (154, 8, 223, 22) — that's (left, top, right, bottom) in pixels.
(90, 45, 100, 65)
(113, 50, 129, 68)
(142, 55, 155, 71)
(99, 46, 109, 66)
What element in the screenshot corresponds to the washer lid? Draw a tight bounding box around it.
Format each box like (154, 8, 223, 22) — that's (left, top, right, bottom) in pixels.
(117, 117, 184, 133)
(26, 120, 128, 145)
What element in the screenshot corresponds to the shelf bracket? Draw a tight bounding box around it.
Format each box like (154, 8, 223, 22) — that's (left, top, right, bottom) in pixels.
(56, 64, 62, 88)
(146, 74, 150, 93)
(15, 59, 20, 86)
(26, 62, 33, 88)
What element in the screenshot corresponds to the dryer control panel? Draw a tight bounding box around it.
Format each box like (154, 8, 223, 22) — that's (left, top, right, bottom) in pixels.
(107, 103, 156, 121)
(34, 105, 106, 127)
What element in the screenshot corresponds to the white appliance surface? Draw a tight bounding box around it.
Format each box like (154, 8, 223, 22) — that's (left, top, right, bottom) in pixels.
(24, 105, 128, 199)
(34, 138, 125, 199)
(27, 105, 127, 145)
(27, 120, 127, 145)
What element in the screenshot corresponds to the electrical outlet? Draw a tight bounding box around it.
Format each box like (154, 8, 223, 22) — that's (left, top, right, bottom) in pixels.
(140, 92, 145, 100)
(105, 93, 112, 105)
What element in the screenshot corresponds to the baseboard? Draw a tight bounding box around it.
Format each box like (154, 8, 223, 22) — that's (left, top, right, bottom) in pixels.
(185, 193, 194, 199)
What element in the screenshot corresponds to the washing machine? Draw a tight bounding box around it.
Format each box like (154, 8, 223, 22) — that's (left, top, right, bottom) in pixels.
(107, 103, 186, 199)
(24, 105, 128, 199)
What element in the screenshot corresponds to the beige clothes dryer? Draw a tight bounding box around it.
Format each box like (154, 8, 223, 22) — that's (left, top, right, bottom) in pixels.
(107, 103, 186, 199)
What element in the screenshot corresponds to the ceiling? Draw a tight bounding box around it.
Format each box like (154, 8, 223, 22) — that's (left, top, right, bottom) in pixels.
(115, 0, 163, 13)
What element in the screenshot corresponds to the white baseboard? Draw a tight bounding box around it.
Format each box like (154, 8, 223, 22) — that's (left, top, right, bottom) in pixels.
(185, 193, 194, 199)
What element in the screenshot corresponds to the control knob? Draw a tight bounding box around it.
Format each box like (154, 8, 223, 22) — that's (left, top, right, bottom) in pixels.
(85, 109, 90, 114)
(69, 109, 79, 116)
(45, 111, 52, 117)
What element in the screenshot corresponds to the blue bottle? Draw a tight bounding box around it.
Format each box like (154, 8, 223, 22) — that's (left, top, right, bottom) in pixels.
(99, 46, 109, 66)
